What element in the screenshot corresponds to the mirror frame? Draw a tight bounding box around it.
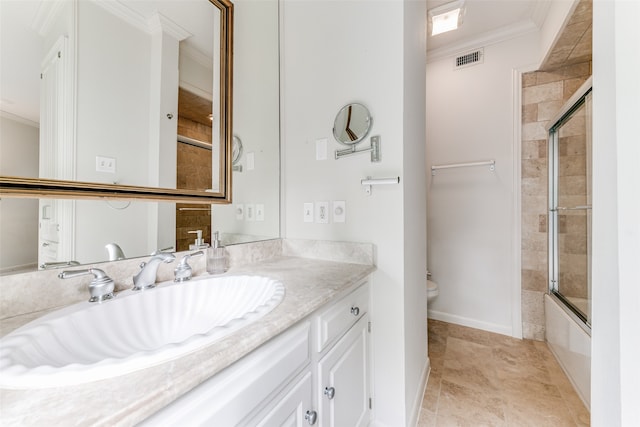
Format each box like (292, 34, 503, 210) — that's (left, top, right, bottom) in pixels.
(332, 103, 372, 146)
(0, 0, 234, 205)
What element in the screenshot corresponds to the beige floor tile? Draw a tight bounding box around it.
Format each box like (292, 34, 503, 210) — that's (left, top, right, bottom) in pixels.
(438, 379, 507, 426)
(420, 320, 590, 426)
(422, 371, 442, 413)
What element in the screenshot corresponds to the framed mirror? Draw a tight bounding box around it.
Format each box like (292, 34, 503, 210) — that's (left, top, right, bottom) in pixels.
(0, 0, 233, 203)
(0, 0, 281, 275)
(332, 103, 372, 146)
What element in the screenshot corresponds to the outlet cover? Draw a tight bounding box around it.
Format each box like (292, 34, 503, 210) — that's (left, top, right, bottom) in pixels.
(316, 201, 329, 224)
(246, 204, 255, 221)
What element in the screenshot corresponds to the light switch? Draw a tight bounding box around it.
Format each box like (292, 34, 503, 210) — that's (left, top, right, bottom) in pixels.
(316, 201, 329, 224)
(96, 156, 116, 173)
(315, 138, 327, 160)
(256, 204, 265, 221)
(332, 201, 346, 223)
(303, 203, 314, 222)
(247, 152, 255, 170)
(235, 204, 244, 220)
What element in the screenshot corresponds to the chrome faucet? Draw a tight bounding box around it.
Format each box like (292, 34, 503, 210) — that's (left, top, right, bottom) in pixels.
(105, 243, 126, 261)
(133, 252, 176, 291)
(58, 268, 115, 303)
(174, 251, 204, 282)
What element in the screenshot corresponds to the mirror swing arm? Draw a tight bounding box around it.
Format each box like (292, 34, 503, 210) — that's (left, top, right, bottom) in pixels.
(334, 136, 381, 162)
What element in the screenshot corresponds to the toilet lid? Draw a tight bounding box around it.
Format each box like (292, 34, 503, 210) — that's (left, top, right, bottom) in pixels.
(427, 280, 438, 292)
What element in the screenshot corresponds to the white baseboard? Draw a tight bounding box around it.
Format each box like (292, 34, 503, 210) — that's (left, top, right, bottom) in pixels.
(428, 310, 514, 337)
(408, 356, 430, 427)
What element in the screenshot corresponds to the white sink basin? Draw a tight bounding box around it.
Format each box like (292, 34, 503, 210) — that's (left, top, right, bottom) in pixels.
(0, 275, 285, 389)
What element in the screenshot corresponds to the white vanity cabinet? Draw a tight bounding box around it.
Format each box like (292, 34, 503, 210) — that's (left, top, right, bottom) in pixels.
(315, 283, 370, 427)
(142, 280, 370, 427)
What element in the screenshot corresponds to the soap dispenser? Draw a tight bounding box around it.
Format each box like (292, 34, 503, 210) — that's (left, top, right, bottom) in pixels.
(188, 230, 210, 250)
(206, 231, 227, 275)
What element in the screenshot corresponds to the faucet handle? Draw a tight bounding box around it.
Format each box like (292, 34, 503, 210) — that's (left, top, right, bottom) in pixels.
(58, 268, 115, 303)
(174, 251, 204, 282)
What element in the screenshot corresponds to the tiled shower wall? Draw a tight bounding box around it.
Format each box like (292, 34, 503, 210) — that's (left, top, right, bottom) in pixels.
(520, 62, 591, 340)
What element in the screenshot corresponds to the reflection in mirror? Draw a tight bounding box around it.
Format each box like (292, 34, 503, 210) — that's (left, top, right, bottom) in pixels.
(211, 0, 280, 246)
(0, 0, 230, 198)
(0, 0, 281, 275)
(333, 103, 372, 145)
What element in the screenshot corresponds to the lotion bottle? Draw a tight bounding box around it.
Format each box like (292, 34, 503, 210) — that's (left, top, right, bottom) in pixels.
(206, 232, 227, 274)
(188, 230, 210, 250)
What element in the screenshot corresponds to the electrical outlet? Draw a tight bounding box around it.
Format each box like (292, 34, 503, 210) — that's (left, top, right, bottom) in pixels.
(333, 201, 346, 223)
(303, 203, 314, 222)
(246, 204, 255, 221)
(316, 201, 329, 224)
(256, 204, 265, 221)
(96, 156, 116, 173)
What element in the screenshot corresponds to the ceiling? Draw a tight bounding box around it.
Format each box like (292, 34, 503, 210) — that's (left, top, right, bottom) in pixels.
(426, 0, 550, 55)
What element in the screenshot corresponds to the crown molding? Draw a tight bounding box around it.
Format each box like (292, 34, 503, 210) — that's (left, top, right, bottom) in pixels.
(147, 13, 191, 41)
(91, 0, 148, 33)
(427, 19, 540, 63)
(91, 0, 188, 40)
(0, 110, 40, 129)
(31, 0, 66, 36)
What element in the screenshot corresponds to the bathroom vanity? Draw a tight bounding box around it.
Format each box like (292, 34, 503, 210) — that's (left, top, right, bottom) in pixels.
(0, 240, 375, 426)
(143, 278, 370, 426)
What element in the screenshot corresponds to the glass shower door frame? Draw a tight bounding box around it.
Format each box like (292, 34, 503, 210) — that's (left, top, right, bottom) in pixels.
(547, 78, 593, 331)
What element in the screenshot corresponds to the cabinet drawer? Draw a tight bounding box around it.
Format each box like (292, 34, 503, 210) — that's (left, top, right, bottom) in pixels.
(315, 282, 369, 353)
(140, 321, 311, 426)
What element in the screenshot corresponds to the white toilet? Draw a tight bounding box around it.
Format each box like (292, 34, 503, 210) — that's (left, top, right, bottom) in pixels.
(427, 280, 439, 303)
(426, 270, 439, 303)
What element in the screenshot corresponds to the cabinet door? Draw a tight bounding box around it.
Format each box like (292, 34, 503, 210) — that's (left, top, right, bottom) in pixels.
(253, 372, 313, 427)
(318, 314, 369, 427)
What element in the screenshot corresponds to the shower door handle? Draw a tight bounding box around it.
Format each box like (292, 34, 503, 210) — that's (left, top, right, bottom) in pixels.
(551, 205, 592, 212)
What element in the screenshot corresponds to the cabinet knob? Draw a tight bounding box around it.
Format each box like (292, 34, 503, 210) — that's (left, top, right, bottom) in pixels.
(350, 306, 360, 316)
(324, 386, 336, 399)
(305, 410, 318, 425)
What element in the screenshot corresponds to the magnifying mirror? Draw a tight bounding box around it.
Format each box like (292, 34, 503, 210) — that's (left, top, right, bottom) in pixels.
(333, 103, 372, 146)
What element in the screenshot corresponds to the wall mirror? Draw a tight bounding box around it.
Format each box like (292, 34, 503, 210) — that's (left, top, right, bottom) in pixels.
(0, 0, 232, 201)
(0, 0, 281, 274)
(333, 103, 372, 145)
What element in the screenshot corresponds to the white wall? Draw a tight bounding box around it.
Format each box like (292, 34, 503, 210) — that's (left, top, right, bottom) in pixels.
(0, 116, 39, 272)
(591, 0, 640, 425)
(426, 33, 539, 336)
(402, 1, 429, 423)
(281, 1, 427, 425)
(76, 0, 151, 186)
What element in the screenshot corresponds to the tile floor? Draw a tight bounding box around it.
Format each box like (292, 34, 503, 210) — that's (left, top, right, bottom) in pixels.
(418, 320, 590, 426)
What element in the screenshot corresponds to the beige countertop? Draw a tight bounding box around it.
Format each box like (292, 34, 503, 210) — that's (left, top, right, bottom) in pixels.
(0, 255, 374, 426)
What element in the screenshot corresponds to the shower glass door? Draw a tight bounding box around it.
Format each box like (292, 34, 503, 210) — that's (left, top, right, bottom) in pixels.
(548, 85, 592, 327)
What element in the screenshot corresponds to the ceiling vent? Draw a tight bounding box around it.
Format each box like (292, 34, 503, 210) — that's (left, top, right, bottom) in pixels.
(454, 48, 484, 69)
